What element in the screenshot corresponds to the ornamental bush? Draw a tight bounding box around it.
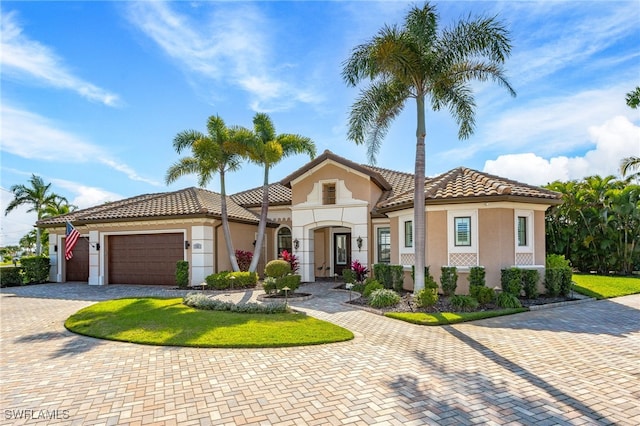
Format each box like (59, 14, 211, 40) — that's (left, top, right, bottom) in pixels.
(373, 263, 391, 288)
(501, 268, 522, 296)
(206, 271, 230, 289)
(20, 256, 49, 284)
(450, 295, 479, 312)
(544, 268, 563, 297)
(495, 292, 522, 308)
(390, 265, 404, 292)
(276, 274, 301, 293)
(350, 260, 368, 282)
(280, 250, 299, 274)
(522, 269, 540, 299)
(183, 292, 288, 314)
(175, 260, 189, 288)
(469, 266, 486, 288)
(265, 259, 291, 278)
(205, 271, 257, 290)
(342, 269, 356, 284)
(470, 285, 495, 305)
(440, 266, 458, 296)
(235, 250, 253, 272)
(362, 279, 383, 298)
(368, 289, 400, 308)
(0, 267, 23, 287)
(414, 287, 438, 308)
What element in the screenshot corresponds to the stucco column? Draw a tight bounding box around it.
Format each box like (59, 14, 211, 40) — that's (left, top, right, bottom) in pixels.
(88, 230, 102, 285)
(191, 225, 214, 286)
(48, 233, 60, 282)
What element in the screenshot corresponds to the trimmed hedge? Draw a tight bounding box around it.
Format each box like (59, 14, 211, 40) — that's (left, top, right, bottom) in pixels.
(176, 261, 189, 288)
(342, 269, 356, 284)
(545, 268, 572, 297)
(522, 269, 540, 299)
(440, 266, 458, 296)
(373, 264, 405, 291)
(205, 271, 258, 290)
(469, 266, 486, 288)
(501, 267, 522, 296)
(265, 260, 291, 278)
(20, 256, 50, 284)
(0, 267, 23, 287)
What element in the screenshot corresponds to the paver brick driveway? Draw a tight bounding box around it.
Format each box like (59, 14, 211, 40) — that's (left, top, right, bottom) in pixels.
(1, 282, 638, 425)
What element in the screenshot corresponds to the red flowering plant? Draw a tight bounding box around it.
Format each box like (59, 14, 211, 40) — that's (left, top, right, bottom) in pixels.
(280, 250, 299, 274)
(350, 260, 368, 283)
(235, 250, 253, 272)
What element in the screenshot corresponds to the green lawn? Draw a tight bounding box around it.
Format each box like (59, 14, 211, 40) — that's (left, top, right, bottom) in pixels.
(572, 274, 640, 299)
(385, 309, 527, 326)
(66, 297, 354, 348)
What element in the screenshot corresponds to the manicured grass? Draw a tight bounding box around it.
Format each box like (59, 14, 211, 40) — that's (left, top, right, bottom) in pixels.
(66, 297, 354, 348)
(385, 308, 527, 326)
(572, 274, 640, 299)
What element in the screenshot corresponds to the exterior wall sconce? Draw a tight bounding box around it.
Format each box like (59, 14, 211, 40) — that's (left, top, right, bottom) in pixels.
(95, 243, 100, 251)
(357, 236, 363, 251)
(293, 238, 299, 250)
(185, 240, 190, 249)
(54, 244, 58, 252)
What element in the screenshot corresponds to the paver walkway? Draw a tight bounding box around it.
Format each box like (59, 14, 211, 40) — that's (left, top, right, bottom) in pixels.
(1, 282, 638, 425)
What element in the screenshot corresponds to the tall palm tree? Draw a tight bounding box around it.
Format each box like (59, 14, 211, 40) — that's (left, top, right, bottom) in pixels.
(42, 195, 78, 218)
(620, 156, 639, 180)
(342, 2, 515, 291)
(5, 174, 64, 255)
(166, 115, 253, 272)
(232, 113, 315, 273)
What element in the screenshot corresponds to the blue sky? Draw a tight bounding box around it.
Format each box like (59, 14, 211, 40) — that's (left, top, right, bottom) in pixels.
(1, 1, 639, 246)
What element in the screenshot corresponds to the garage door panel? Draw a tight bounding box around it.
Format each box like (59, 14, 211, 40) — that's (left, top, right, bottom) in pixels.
(108, 233, 183, 285)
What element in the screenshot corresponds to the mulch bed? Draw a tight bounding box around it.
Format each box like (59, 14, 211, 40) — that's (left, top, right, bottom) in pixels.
(340, 286, 578, 313)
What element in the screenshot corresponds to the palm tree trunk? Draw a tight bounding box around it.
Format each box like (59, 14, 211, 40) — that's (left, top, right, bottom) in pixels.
(249, 165, 270, 273)
(35, 226, 42, 256)
(413, 95, 427, 293)
(220, 171, 240, 272)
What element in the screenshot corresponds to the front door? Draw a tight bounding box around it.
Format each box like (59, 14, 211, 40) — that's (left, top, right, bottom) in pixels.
(334, 233, 351, 277)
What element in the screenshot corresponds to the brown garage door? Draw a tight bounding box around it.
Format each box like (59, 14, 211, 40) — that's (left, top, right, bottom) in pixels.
(65, 237, 89, 282)
(108, 233, 184, 285)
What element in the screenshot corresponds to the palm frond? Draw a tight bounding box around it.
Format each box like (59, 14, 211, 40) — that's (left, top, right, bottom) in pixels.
(173, 130, 205, 153)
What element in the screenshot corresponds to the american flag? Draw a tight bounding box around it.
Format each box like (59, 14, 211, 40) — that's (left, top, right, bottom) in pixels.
(65, 222, 81, 261)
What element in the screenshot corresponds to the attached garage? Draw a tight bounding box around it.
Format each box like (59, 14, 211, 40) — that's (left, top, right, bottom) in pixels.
(108, 233, 184, 285)
(65, 237, 89, 282)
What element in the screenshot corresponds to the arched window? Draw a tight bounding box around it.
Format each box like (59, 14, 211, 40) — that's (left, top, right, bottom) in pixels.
(277, 227, 292, 256)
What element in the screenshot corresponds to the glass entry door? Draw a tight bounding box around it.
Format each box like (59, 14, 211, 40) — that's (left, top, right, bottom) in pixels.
(334, 233, 351, 277)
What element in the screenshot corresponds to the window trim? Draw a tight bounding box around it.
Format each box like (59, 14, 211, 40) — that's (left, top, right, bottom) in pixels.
(447, 209, 478, 254)
(376, 226, 391, 264)
(276, 226, 292, 257)
(514, 210, 534, 253)
(322, 183, 336, 205)
(454, 216, 472, 247)
(404, 220, 413, 248)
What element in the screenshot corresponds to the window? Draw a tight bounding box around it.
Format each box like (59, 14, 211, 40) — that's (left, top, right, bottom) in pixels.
(277, 227, 292, 255)
(322, 183, 336, 205)
(404, 220, 413, 248)
(377, 227, 390, 263)
(517, 216, 527, 246)
(454, 217, 471, 246)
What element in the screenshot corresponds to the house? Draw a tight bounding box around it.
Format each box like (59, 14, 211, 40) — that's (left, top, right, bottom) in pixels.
(37, 150, 562, 292)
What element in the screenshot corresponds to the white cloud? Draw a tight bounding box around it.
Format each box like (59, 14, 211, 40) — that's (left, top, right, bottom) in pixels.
(1, 187, 36, 246)
(483, 116, 640, 185)
(0, 11, 121, 106)
(51, 178, 122, 209)
(125, 2, 322, 111)
(0, 104, 160, 186)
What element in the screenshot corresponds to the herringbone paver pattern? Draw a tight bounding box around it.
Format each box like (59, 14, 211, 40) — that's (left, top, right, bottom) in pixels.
(1, 283, 638, 425)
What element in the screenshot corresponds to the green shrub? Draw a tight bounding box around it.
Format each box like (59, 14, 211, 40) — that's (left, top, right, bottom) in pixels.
(546, 254, 571, 269)
(342, 269, 356, 284)
(351, 282, 366, 294)
(265, 259, 291, 278)
(390, 265, 404, 292)
(206, 271, 230, 290)
(276, 274, 301, 293)
(228, 271, 258, 289)
(469, 266, 486, 288)
(414, 287, 438, 308)
(373, 263, 391, 288)
(235, 250, 253, 272)
(544, 267, 571, 297)
(560, 268, 573, 297)
(0, 267, 23, 287)
(470, 285, 495, 305)
(495, 292, 522, 308)
(450, 295, 479, 312)
(368, 289, 400, 308)
(411, 265, 439, 292)
(522, 269, 540, 299)
(20, 256, 49, 284)
(183, 292, 288, 313)
(263, 277, 277, 294)
(363, 279, 384, 298)
(440, 266, 458, 296)
(175, 260, 189, 288)
(501, 268, 522, 296)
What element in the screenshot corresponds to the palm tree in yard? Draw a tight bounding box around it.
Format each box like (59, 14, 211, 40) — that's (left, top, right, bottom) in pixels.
(4, 174, 65, 255)
(342, 2, 515, 291)
(231, 113, 316, 273)
(166, 115, 253, 272)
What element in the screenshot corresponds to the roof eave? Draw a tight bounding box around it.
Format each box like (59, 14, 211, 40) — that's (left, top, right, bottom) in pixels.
(377, 194, 563, 213)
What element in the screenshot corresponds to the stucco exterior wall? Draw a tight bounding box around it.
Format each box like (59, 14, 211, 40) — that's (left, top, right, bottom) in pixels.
(479, 208, 515, 288)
